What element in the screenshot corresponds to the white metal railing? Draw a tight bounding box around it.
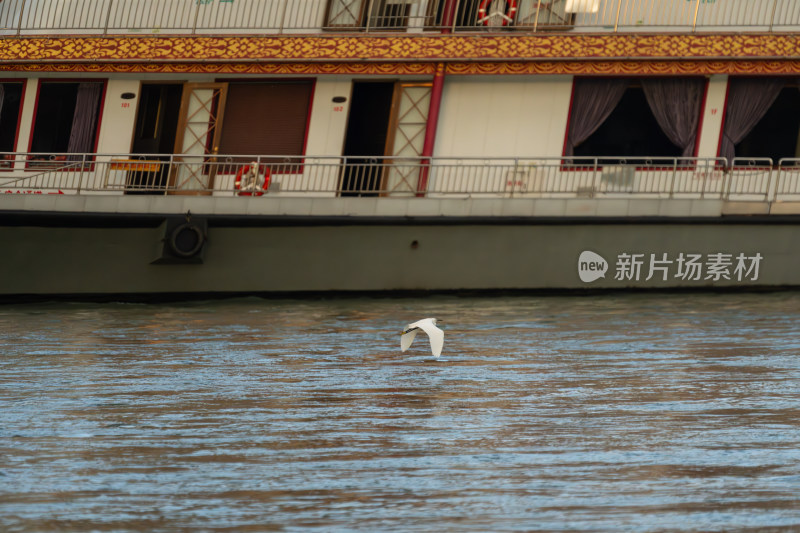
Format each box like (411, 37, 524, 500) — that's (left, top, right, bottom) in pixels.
(2, 153, 800, 202)
(0, 0, 798, 35)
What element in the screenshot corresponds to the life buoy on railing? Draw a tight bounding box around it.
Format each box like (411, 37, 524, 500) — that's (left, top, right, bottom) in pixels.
(477, 0, 517, 26)
(234, 162, 271, 197)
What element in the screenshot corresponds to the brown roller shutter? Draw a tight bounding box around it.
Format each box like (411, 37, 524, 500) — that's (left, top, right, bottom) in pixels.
(217, 81, 313, 159)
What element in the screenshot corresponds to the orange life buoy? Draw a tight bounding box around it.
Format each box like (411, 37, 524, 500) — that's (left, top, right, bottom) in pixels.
(477, 0, 517, 26)
(234, 163, 271, 197)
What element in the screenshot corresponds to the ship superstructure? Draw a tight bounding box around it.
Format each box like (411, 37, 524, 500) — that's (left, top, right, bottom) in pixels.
(1, 0, 800, 298)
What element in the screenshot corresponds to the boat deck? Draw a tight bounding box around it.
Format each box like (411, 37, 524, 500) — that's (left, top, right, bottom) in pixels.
(0, 193, 789, 220)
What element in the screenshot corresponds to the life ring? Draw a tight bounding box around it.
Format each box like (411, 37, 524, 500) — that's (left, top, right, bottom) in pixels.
(477, 0, 517, 26)
(234, 163, 271, 197)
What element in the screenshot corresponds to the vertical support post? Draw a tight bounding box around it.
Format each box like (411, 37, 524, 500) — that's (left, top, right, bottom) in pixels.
(365, 0, 376, 31)
(414, 0, 457, 195)
(417, 62, 446, 196)
(103, 0, 114, 35)
(669, 159, 677, 198)
(16, 0, 27, 36)
(692, 0, 701, 31)
(256, 155, 262, 193)
(769, 0, 779, 32)
(192, 0, 202, 34)
(765, 164, 774, 202)
(441, 0, 457, 33)
(724, 164, 735, 201)
(613, 0, 622, 32)
(166, 154, 174, 195)
(278, 0, 289, 34)
(77, 154, 87, 193)
(701, 166, 709, 199)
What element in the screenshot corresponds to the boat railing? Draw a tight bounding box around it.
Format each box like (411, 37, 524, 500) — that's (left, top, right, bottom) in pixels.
(0, 0, 797, 36)
(3, 153, 800, 203)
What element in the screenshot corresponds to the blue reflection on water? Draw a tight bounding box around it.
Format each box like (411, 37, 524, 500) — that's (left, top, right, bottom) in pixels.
(1, 293, 800, 531)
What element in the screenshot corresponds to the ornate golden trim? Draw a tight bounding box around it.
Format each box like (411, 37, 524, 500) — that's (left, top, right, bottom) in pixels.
(446, 60, 800, 75)
(1, 60, 799, 76)
(0, 62, 437, 75)
(0, 34, 798, 63)
(1, 33, 800, 75)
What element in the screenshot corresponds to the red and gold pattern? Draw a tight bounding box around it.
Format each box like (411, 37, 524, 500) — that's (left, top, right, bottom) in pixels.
(0, 61, 438, 75)
(0, 60, 796, 76)
(1, 33, 799, 74)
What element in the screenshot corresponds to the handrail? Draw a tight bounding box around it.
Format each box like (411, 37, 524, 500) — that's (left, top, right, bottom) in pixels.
(0, 0, 798, 36)
(2, 153, 800, 202)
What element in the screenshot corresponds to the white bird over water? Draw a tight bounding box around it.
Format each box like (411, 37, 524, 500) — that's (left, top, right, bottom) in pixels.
(401, 318, 444, 357)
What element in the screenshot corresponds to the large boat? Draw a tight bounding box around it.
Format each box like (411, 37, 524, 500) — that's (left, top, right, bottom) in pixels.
(1, 0, 800, 300)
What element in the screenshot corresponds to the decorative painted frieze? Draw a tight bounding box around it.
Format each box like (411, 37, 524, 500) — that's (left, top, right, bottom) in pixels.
(0, 34, 798, 74)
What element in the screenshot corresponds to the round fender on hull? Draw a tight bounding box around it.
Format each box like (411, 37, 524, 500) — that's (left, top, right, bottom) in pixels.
(152, 217, 208, 264)
(169, 222, 205, 258)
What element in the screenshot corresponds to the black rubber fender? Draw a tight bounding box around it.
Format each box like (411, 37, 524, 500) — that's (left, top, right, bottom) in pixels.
(168, 222, 205, 258)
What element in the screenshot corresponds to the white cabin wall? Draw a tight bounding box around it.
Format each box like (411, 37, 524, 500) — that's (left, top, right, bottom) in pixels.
(2, 73, 734, 164)
(15, 78, 39, 153)
(95, 80, 140, 155)
(304, 77, 352, 156)
(435, 76, 573, 158)
(268, 77, 352, 195)
(696, 75, 728, 160)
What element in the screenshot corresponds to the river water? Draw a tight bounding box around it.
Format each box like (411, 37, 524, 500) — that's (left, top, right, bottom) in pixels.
(1, 293, 800, 531)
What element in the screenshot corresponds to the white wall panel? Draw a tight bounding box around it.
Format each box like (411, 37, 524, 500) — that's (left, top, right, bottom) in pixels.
(435, 76, 573, 158)
(304, 78, 352, 156)
(695, 75, 727, 159)
(15, 78, 38, 153)
(95, 80, 140, 155)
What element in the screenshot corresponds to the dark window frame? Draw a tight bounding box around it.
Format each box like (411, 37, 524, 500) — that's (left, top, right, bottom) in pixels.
(568, 81, 686, 164)
(728, 83, 800, 166)
(0, 80, 27, 169)
(26, 79, 107, 168)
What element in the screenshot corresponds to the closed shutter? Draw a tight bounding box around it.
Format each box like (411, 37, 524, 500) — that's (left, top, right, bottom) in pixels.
(218, 81, 313, 159)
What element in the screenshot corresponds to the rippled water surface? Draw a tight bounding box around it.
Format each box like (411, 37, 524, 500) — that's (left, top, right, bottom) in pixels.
(2, 293, 800, 531)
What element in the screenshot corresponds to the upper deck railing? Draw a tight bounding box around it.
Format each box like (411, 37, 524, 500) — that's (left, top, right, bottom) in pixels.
(0, 0, 798, 36)
(1, 153, 800, 204)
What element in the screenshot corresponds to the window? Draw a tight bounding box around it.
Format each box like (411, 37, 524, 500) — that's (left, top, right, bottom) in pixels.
(30, 81, 104, 157)
(368, 1, 411, 28)
(0, 82, 24, 157)
(573, 86, 680, 160)
(324, 0, 412, 29)
(324, 0, 367, 28)
(217, 81, 313, 164)
(734, 86, 800, 163)
(426, 0, 573, 29)
(566, 77, 705, 162)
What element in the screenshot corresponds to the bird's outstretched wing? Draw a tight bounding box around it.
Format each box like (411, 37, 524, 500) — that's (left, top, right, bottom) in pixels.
(400, 329, 418, 352)
(417, 320, 444, 357)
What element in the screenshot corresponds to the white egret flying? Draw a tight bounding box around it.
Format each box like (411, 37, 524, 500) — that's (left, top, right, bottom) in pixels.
(401, 318, 444, 357)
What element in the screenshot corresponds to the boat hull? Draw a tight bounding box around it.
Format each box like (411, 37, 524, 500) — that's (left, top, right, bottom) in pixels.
(2, 214, 798, 300)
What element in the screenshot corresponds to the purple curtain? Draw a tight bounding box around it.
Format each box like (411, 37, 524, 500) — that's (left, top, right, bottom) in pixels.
(641, 77, 705, 157)
(565, 78, 629, 156)
(67, 82, 103, 155)
(720, 77, 785, 163)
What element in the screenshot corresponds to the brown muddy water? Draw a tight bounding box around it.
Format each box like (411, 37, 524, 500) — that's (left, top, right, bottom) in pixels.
(1, 293, 800, 532)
